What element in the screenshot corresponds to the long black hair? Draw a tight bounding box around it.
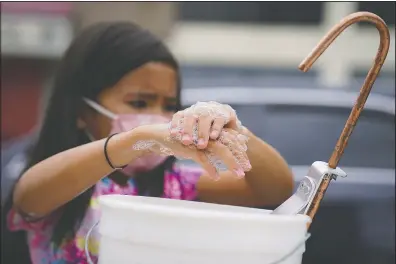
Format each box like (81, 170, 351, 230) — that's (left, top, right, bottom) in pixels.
(10, 21, 181, 248)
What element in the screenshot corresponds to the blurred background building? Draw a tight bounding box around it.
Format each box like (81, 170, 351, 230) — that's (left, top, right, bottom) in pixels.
(1, 1, 394, 142)
(1, 2, 395, 264)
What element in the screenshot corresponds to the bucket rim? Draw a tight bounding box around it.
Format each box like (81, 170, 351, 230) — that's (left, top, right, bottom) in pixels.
(98, 195, 312, 224)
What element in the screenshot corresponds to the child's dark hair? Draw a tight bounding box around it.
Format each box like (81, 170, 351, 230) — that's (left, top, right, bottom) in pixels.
(14, 21, 181, 247)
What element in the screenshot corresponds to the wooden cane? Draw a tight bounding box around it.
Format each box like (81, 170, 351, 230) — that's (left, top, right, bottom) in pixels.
(298, 12, 390, 227)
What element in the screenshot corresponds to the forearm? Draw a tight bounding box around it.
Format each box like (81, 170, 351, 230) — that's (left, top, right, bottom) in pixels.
(13, 128, 146, 216)
(244, 129, 294, 205)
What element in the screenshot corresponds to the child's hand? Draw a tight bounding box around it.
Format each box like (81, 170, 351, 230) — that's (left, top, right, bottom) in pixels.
(133, 124, 251, 179)
(169, 101, 244, 149)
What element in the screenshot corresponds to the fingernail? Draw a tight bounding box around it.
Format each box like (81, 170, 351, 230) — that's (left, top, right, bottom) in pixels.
(233, 168, 245, 178)
(210, 131, 218, 138)
(198, 138, 205, 147)
(182, 134, 191, 143)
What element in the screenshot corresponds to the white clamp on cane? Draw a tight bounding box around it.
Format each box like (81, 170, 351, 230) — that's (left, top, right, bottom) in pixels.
(272, 161, 347, 216)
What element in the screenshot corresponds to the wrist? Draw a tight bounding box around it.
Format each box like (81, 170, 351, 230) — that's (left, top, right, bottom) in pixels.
(106, 127, 149, 168)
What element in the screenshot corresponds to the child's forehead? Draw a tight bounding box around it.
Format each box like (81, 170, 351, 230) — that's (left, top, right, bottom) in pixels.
(108, 63, 178, 98)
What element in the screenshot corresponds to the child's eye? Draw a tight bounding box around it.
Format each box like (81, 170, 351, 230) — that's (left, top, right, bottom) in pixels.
(128, 100, 148, 109)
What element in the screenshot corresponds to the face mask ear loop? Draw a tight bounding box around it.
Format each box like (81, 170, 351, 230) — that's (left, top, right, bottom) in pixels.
(83, 98, 118, 120)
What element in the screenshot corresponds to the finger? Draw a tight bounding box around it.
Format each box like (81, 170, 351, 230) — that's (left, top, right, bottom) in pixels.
(208, 141, 245, 178)
(228, 140, 248, 160)
(181, 113, 196, 145)
(224, 105, 239, 130)
(217, 130, 251, 171)
(237, 133, 249, 145)
(224, 130, 248, 151)
(170, 111, 184, 136)
(209, 117, 226, 140)
(193, 151, 219, 180)
(221, 136, 251, 172)
(232, 149, 251, 173)
(197, 115, 213, 149)
(170, 138, 219, 179)
(218, 130, 237, 148)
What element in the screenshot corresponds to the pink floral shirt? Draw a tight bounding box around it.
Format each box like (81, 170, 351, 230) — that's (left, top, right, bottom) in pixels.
(7, 165, 203, 264)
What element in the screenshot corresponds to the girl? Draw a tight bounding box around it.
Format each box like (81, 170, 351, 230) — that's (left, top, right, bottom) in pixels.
(6, 22, 293, 263)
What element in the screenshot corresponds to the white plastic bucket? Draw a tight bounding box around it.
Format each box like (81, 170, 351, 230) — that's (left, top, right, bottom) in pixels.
(96, 194, 311, 264)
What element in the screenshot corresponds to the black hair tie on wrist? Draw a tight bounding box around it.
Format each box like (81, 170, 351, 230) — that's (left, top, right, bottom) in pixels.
(104, 133, 127, 170)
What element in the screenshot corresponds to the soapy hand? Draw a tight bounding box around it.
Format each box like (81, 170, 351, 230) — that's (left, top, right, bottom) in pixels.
(133, 124, 251, 180)
(169, 101, 245, 149)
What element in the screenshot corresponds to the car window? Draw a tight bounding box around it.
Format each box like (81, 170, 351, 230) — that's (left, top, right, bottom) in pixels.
(231, 104, 395, 169)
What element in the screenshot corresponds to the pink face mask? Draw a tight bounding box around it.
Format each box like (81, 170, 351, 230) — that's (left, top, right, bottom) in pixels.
(83, 98, 171, 175)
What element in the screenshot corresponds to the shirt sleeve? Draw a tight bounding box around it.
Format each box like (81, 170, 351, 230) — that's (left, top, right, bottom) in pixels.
(7, 207, 61, 232)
